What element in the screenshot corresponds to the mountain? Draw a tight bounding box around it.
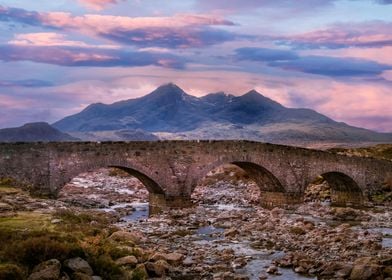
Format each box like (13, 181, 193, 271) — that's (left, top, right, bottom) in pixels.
(53, 83, 392, 145)
(54, 83, 209, 132)
(0, 122, 78, 142)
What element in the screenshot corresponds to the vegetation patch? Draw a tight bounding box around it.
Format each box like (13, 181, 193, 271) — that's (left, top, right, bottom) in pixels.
(0, 263, 25, 280)
(0, 212, 53, 231)
(0, 208, 146, 279)
(328, 144, 392, 161)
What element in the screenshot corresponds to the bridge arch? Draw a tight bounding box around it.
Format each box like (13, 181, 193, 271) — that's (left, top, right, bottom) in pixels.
(109, 166, 164, 194)
(52, 159, 166, 196)
(306, 171, 364, 207)
(193, 160, 285, 193)
(190, 159, 298, 208)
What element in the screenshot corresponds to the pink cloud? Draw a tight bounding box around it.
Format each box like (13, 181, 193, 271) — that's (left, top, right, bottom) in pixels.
(77, 0, 120, 10)
(41, 12, 236, 48)
(0, 5, 236, 48)
(40, 12, 233, 32)
(301, 46, 392, 66)
(280, 21, 392, 49)
(9, 32, 91, 47)
(196, 0, 336, 14)
(8, 32, 119, 49)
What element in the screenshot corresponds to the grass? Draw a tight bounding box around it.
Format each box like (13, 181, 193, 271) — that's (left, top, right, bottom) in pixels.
(328, 144, 392, 161)
(0, 178, 150, 279)
(0, 208, 148, 279)
(0, 212, 53, 231)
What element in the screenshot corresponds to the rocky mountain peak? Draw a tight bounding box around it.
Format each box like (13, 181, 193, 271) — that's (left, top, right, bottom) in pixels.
(147, 83, 187, 99)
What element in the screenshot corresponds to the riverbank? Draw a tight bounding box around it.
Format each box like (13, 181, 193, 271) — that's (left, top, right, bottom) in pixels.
(0, 169, 391, 279)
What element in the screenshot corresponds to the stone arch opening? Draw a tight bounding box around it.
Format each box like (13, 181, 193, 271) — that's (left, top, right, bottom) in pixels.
(305, 172, 363, 207)
(231, 161, 285, 193)
(109, 165, 164, 195)
(192, 163, 261, 206)
(58, 165, 165, 219)
(193, 161, 290, 209)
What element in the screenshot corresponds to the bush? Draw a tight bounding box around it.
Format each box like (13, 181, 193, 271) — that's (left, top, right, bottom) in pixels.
(0, 264, 25, 280)
(55, 209, 112, 226)
(2, 236, 84, 269)
(106, 245, 134, 260)
(131, 265, 148, 280)
(88, 254, 123, 280)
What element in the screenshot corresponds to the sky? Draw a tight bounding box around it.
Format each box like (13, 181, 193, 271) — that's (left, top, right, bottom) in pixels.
(0, 0, 391, 132)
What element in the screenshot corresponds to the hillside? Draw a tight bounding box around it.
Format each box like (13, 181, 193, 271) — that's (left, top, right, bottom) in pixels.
(0, 122, 78, 142)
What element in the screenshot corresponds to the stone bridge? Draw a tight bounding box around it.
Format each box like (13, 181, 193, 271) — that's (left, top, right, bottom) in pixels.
(0, 141, 391, 212)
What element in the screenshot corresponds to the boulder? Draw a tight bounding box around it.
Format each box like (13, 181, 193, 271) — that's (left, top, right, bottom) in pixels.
(350, 257, 383, 280)
(108, 231, 144, 244)
(145, 260, 169, 277)
(270, 207, 284, 218)
(28, 259, 61, 280)
(150, 252, 184, 265)
(224, 228, 239, 237)
(64, 257, 93, 276)
(164, 252, 184, 265)
(266, 265, 280, 275)
(115, 256, 138, 267)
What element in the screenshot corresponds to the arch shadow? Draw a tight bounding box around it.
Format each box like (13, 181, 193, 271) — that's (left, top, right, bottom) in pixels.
(193, 160, 297, 209)
(109, 165, 164, 195)
(318, 171, 363, 207)
(231, 161, 285, 193)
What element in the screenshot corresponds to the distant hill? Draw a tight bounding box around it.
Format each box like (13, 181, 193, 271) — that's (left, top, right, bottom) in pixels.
(0, 122, 78, 142)
(68, 129, 158, 141)
(53, 83, 392, 145)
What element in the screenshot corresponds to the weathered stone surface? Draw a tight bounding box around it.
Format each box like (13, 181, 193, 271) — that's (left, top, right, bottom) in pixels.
(115, 256, 138, 267)
(109, 230, 144, 244)
(28, 259, 61, 280)
(64, 257, 93, 276)
(145, 260, 169, 277)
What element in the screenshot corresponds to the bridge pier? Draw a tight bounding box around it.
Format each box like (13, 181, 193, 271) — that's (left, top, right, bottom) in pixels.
(149, 193, 193, 214)
(260, 191, 303, 209)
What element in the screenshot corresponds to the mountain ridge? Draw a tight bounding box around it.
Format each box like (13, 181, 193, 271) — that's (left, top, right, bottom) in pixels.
(49, 83, 392, 144)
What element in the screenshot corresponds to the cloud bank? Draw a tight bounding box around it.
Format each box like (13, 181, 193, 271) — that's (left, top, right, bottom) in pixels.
(0, 6, 236, 48)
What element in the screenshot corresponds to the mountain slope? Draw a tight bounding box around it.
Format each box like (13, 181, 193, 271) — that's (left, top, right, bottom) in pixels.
(0, 122, 78, 142)
(52, 83, 392, 144)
